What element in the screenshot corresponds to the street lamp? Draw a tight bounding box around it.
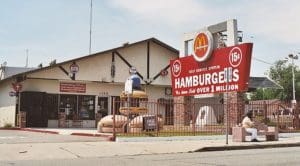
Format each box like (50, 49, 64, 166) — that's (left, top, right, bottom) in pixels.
(288, 53, 298, 106)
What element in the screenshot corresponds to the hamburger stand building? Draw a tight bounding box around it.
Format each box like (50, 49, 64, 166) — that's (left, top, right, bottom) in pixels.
(0, 38, 178, 128)
(0, 19, 255, 132)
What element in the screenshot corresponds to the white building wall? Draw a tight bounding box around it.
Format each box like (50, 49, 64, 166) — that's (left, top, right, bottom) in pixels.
(149, 42, 178, 85)
(0, 106, 16, 127)
(113, 44, 148, 83)
(75, 52, 112, 82)
(0, 80, 17, 127)
(0, 80, 16, 107)
(27, 41, 177, 87)
(28, 66, 69, 81)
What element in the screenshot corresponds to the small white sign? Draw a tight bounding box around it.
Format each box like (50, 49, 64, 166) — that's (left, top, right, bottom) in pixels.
(125, 78, 133, 95)
(70, 63, 79, 74)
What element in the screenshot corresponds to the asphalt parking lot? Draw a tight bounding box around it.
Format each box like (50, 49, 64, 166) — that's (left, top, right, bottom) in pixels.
(0, 130, 106, 144)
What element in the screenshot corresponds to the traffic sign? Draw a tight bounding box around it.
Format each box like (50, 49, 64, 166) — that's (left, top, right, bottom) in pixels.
(70, 62, 79, 74)
(12, 83, 22, 92)
(9, 91, 16, 97)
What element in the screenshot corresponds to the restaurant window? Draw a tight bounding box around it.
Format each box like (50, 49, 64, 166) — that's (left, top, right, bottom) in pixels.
(59, 95, 77, 120)
(59, 95, 95, 120)
(78, 95, 95, 120)
(98, 97, 108, 117)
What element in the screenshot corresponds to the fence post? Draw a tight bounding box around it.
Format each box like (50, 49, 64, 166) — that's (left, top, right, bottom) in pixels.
(264, 101, 268, 124)
(156, 100, 159, 137)
(192, 100, 195, 136)
(112, 97, 116, 141)
(294, 102, 300, 129)
(276, 104, 279, 129)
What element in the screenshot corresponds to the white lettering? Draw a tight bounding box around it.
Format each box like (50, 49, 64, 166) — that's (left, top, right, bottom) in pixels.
(174, 68, 240, 90)
(180, 78, 186, 88)
(219, 71, 225, 84)
(205, 74, 211, 85)
(175, 78, 180, 88)
(185, 76, 193, 87)
(233, 69, 239, 82)
(211, 72, 218, 84)
(193, 75, 199, 86)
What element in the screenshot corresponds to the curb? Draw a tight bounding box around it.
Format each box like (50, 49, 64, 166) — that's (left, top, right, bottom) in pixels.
(0, 127, 21, 130)
(71, 133, 114, 141)
(0, 127, 113, 140)
(20, 128, 59, 134)
(194, 142, 300, 152)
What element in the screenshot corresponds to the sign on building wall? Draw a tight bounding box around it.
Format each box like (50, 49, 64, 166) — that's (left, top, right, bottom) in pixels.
(170, 43, 253, 96)
(60, 82, 86, 93)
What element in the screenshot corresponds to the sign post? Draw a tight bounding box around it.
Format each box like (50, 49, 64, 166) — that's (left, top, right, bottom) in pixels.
(12, 82, 22, 127)
(172, 20, 253, 145)
(124, 78, 133, 132)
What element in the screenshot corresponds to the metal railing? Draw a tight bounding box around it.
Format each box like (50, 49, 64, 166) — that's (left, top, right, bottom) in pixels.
(100, 99, 300, 137)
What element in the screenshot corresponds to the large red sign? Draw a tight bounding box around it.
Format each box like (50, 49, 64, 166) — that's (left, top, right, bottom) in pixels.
(170, 43, 253, 96)
(60, 82, 86, 93)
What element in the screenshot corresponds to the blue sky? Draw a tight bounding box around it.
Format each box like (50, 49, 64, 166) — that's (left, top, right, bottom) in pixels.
(1, 0, 300, 77)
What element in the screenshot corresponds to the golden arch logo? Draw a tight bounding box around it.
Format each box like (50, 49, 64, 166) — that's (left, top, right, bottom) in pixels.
(192, 31, 213, 62)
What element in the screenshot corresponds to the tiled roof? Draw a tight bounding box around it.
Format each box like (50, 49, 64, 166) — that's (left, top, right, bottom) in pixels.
(248, 77, 283, 90)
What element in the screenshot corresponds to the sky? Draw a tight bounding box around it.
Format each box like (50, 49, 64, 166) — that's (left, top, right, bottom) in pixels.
(1, 0, 300, 77)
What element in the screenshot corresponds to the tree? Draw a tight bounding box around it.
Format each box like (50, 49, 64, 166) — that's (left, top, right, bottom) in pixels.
(250, 60, 300, 101)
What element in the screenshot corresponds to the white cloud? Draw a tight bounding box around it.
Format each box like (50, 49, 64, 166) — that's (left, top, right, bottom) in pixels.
(108, 0, 300, 44)
(108, 0, 210, 25)
(239, 1, 300, 44)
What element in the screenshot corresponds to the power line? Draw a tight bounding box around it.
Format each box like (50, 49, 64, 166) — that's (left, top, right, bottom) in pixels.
(252, 57, 274, 65)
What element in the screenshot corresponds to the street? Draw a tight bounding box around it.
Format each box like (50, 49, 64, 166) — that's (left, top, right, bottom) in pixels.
(1, 146, 300, 166)
(1, 130, 300, 166)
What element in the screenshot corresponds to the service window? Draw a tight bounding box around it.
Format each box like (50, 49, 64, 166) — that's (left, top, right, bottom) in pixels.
(78, 95, 95, 120)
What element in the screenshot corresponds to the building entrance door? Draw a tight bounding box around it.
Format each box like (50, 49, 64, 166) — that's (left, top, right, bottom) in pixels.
(20, 91, 48, 127)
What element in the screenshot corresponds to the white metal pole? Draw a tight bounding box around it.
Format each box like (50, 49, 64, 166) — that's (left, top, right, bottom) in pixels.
(292, 58, 296, 105)
(226, 68, 229, 145)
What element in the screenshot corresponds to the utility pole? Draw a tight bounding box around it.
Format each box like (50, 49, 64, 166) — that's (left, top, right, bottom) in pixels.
(25, 49, 29, 68)
(89, 0, 93, 55)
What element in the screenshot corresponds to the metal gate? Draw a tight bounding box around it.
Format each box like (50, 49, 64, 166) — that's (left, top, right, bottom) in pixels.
(20, 91, 48, 127)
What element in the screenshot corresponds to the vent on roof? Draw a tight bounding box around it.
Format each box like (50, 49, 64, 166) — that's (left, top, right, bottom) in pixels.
(49, 59, 56, 66)
(37, 63, 43, 68)
(123, 42, 129, 47)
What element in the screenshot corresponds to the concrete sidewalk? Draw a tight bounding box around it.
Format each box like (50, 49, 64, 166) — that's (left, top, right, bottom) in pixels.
(1, 128, 300, 161)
